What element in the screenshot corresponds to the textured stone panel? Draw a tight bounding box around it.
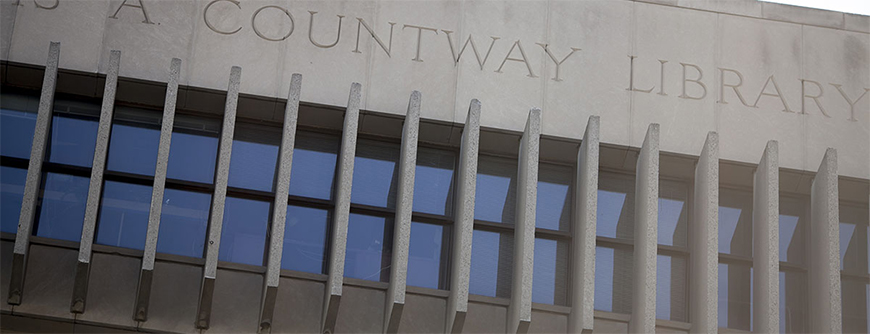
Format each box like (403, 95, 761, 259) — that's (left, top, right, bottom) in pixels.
(334, 285, 385, 333)
(396, 293, 447, 333)
(1, 240, 13, 312)
(76, 253, 139, 328)
(141, 261, 200, 334)
(271, 277, 325, 333)
(528, 310, 568, 334)
(464, 302, 507, 334)
(13, 244, 76, 320)
(209, 269, 262, 333)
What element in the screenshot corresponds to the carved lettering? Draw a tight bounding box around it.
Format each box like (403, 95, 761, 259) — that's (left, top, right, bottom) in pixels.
(535, 43, 580, 82)
(627, 56, 654, 93)
(110, 0, 154, 24)
(442, 31, 499, 70)
(830, 84, 870, 122)
(753, 75, 794, 113)
(252, 5, 294, 42)
(33, 0, 58, 10)
(354, 18, 396, 57)
(403, 24, 438, 62)
(308, 11, 344, 49)
(679, 63, 706, 100)
(657, 60, 667, 96)
(204, 0, 241, 35)
(718, 68, 751, 107)
(495, 40, 536, 78)
(800, 80, 828, 117)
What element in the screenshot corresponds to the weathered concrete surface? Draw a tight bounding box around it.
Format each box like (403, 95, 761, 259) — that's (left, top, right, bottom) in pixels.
(753, 141, 779, 334)
(690, 132, 718, 334)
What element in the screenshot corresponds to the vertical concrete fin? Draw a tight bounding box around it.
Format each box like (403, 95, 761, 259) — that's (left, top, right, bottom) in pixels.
(507, 108, 541, 334)
(258, 73, 303, 333)
(629, 123, 658, 334)
(71, 49, 121, 314)
(196, 66, 242, 329)
(809, 148, 841, 333)
(752, 140, 779, 334)
(134, 57, 181, 322)
(446, 99, 481, 334)
(385, 90, 421, 334)
(690, 132, 719, 334)
(322, 82, 362, 334)
(568, 116, 599, 334)
(8, 41, 60, 306)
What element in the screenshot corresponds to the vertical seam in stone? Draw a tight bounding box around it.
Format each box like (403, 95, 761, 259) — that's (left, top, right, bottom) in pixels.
(569, 115, 599, 334)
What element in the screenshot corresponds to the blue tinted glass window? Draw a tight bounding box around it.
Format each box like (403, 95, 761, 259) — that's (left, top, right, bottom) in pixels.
(719, 188, 753, 257)
(167, 115, 220, 184)
(351, 140, 399, 208)
(0, 92, 39, 159)
(597, 174, 634, 240)
(594, 246, 632, 313)
(95, 181, 152, 250)
(47, 114, 99, 167)
(469, 229, 512, 298)
(537, 164, 571, 231)
(1, 166, 28, 233)
(532, 238, 568, 305)
(288, 133, 339, 200)
(474, 156, 517, 224)
(656, 254, 687, 321)
(408, 221, 444, 289)
(345, 213, 391, 281)
(718, 262, 752, 330)
(106, 107, 161, 176)
(840, 204, 869, 274)
(780, 271, 807, 333)
(35, 172, 90, 242)
(219, 197, 270, 266)
(156, 188, 211, 258)
(282, 205, 329, 274)
(658, 182, 688, 247)
(413, 148, 455, 216)
(780, 197, 808, 264)
(228, 123, 280, 192)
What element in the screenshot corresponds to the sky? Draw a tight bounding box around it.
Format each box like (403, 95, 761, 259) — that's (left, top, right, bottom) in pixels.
(762, 0, 870, 16)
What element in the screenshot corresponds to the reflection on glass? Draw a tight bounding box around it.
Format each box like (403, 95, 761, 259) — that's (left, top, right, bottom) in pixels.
(532, 238, 568, 305)
(656, 254, 687, 321)
(780, 197, 807, 264)
(474, 156, 517, 224)
(413, 148, 455, 216)
(408, 221, 444, 289)
(219, 197, 270, 266)
(840, 204, 869, 274)
(167, 116, 220, 184)
(106, 110, 161, 175)
(841, 279, 869, 333)
(594, 246, 632, 313)
(597, 174, 634, 239)
(47, 114, 99, 167)
(1, 166, 27, 233)
(345, 213, 391, 281)
(228, 123, 280, 192)
(0, 109, 37, 159)
(718, 262, 752, 330)
(537, 164, 571, 231)
(719, 189, 753, 256)
(282, 205, 329, 274)
(288, 132, 339, 200)
(156, 189, 210, 258)
(95, 181, 152, 250)
(351, 140, 399, 208)
(35, 172, 90, 242)
(470, 229, 512, 298)
(780, 271, 807, 333)
(658, 181, 688, 247)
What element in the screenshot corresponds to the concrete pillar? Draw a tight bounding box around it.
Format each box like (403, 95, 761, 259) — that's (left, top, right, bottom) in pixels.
(446, 99, 481, 334)
(568, 116, 599, 334)
(629, 123, 658, 334)
(690, 132, 718, 334)
(752, 140, 779, 334)
(385, 91, 422, 334)
(507, 108, 541, 334)
(133, 57, 182, 322)
(196, 66, 241, 329)
(808, 148, 841, 333)
(258, 73, 303, 333)
(322, 82, 362, 334)
(8, 41, 60, 306)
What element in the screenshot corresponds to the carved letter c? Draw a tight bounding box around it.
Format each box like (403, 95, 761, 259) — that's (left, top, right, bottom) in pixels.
(204, 0, 241, 35)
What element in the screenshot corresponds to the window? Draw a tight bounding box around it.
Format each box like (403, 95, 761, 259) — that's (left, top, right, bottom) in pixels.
(156, 188, 210, 258)
(840, 203, 869, 333)
(595, 172, 635, 314)
(228, 123, 280, 192)
(408, 147, 455, 289)
(657, 180, 689, 321)
(779, 196, 809, 333)
(166, 115, 220, 184)
(532, 163, 571, 305)
(282, 205, 329, 273)
(718, 187, 753, 330)
(470, 156, 516, 298)
(1, 166, 27, 233)
(35, 172, 90, 242)
(94, 180, 152, 249)
(0, 90, 39, 234)
(105, 107, 161, 176)
(408, 221, 446, 289)
(218, 196, 270, 266)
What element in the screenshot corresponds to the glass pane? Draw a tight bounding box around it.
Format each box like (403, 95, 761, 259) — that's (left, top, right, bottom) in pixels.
(35, 172, 90, 242)
(47, 114, 99, 167)
(474, 156, 517, 224)
(0, 91, 39, 159)
(228, 123, 281, 192)
(659, 181, 688, 247)
(532, 238, 568, 305)
(779, 197, 808, 264)
(594, 246, 633, 314)
(840, 204, 869, 274)
(156, 188, 211, 258)
(351, 140, 399, 208)
(656, 254, 687, 321)
(780, 271, 807, 333)
(95, 181, 152, 250)
(288, 132, 339, 200)
(1, 166, 27, 233)
(167, 115, 220, 184)
(408, 221, 444, 289)
(536, 164, 571, 231)
(106, 107, 161, 176)
(345, 213, 392, 281)
(470, 229, 512, 298)
(841, 279, 869, 334)
(597, 173, 635, 239)
(718, 262, 752, 330)
(282, 205, 329, 274)
(719, 188, 753, 257)
(218, 197, 270, 266)
(413, 148, 455, 216)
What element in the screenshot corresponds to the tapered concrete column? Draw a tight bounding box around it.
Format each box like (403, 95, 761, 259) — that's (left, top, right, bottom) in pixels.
(322, 83, 362, 334)
(446, 99, 481, 334)
(385, 91, 422, 334)
(507, 108, 541, 334)
(196, 66, 241, 329)
(133, 58, 182, 322)
(752, 140, 779, 334)
(808, 148, 841, 333)
(568, 116, 599, 334)
(690, 132, 719, 334)
(8, 41, 60, 306)
(629, 123, 658, 334)
(258, 73, 303, 333)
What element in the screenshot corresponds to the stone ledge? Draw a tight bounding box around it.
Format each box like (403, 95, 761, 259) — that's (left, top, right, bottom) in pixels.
(761, 1, 845, 29)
